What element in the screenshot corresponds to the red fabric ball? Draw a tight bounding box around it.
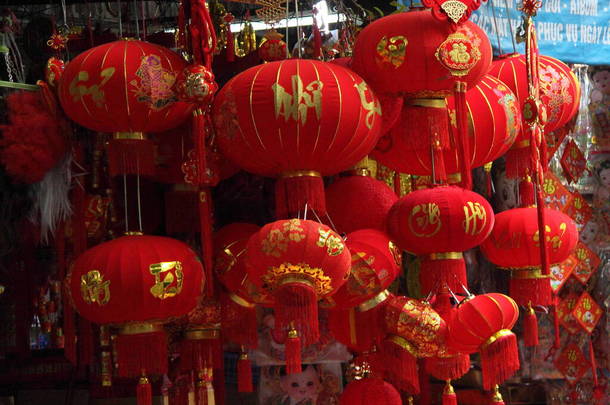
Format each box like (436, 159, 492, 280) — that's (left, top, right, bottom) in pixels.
(326, 175, 398, 234)
(480, 207, 578, 268)
(212, 59, 382, 177)
(386, 185, 494, 254)
(351, 10, 491, 96)
(174, 64, 218, 105)
(326, 229, 401, 309)
(58, 40, 192, 133)
(340, 378, 401, 405)
(371, 74, 520, 176)
(258, 30, 287, 62)
(68, 235, 204, 325)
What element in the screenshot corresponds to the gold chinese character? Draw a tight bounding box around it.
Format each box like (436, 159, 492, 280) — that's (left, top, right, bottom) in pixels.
(80, 270, 110, 306)
(150, 261, 184, 299)
(354, 81, 382, 130)
(272, 75, 323, 125)
(462, 201, 487, 236)
(317, 228, 345, 256)
(408, 203, 441, 238)
(69, 67, 116, 107)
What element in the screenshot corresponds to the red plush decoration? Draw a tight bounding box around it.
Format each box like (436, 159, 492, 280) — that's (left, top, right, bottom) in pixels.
(487, 53, 580, 177)
(386, 186, 494, 295)
(175, 64, 218, 106)
(68, 234, 204, 379)
(181, 299, 223, 373)
(339, 378, 401, 405)
(351, 10, 491, 96)
(0, 91, 66, 184)
(258, 29, 287, 62)
(212, 59, 382, 218)
(448, 293, 520, 390)
(326, 175, 398, 234)
(372, 74, 520, 177)
(45, 57, 65, 90)
(480, 207, 578, 306)
(245, 219, 351, 372)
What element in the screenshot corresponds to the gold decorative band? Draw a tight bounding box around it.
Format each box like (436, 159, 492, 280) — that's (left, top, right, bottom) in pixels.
(229, 292, 255, 308)
(406, 98, 446, 109)
(278, 276, 316, 290)
(447, 172, 462, 184)
(512, 139, 531, 149)
(481, 329, 514, 349)
(119, 322, 163, 335)
(388, 334, 419, 357)
(280, 170, 321, 179)
(429, 252, 463, 260)
(358, 290, 390, 312)
(511, 267, 551, 280)
(186, 327, 221, 340)
(343, 168, 371, 177)
(114, 131, 145, 140)
(124, 231, 144, 236)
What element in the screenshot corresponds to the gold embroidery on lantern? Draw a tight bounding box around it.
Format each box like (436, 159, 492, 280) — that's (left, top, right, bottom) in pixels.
(317, 228, 345, 256)
(396, 299, 442, 342)
(347, 252, 378, 295)
(263, 262, 332, 295)
(272, 75, 323, 125)
(130, 54, 179, 110)
(376, 35, 408, 68)
(262, 220, 306, 257)
(462, 201, 487, 235)
(354, 82, 382, 130)
(532, 222, 567, 250)
(435, 33, 481, 77)
(149, 261, 184, 299)
(408, 203, 441, 238)
(80, 270, 111, 306)
(69, 68, 116, 106)
(388, 241, 402, 266)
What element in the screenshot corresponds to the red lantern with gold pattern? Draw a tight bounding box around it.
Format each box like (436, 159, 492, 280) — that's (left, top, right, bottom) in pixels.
(245, 219, 351, 373)
(175, 64, 219, 105)
(58, 39, 193, 177)
(68, 235, 204, 383)
(340, 378, 402, 405)
(212, 59, 382, 218)
(258, 29, 287, 62)
(386, 186, 494, 295)
(448, 293, 519, 390)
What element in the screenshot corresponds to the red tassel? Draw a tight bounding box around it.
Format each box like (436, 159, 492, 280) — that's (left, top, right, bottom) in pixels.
(78, 317, 94, 365)
(381, 335, 420, 394)
(225, 17, 235, 62)
(399, 101, 450, 151)
(275, 173, 326, 218)
(106, 137, 156, 177)
(273, 283, 319, 345)
(425, 354, 470, 381)
(552, 294, 561, 349)
(285, 328, 302, 375)
(180, 330, 222, 372)
(519, 176, 535, 207)
(479, 330, 520, 390)
(490, 385, 505, 405)
(442, 381, 458, 405)
(419, 254, 467, 297)
(484, 163, 493, 198)
(198, 188, 214, 297)
(432, 140, 448, 184)
(454, 82, 472, 189)
(116, 329, 168, 377)
(505, 143, 532, 179)
(137, 375, 153, 405)
(237, 352, 254, 393)
(221, 293, 258, 349)
(165, 187, 199, 234)
(509, 272, 552, 306)
(523, 304, 539, 347)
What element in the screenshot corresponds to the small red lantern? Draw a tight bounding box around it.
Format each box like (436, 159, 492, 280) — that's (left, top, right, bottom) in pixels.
(258, 29, 287, 62)
(68, 234, 204, 402)
(448, 293, 520, 390)
(58, 39, 193, 177)
(340, 378, 402, 405)
(386, 186, 494, 295)
(326, 174, 398, 234)
(212, 59, 382, 218)
(245, 219, 351, 373)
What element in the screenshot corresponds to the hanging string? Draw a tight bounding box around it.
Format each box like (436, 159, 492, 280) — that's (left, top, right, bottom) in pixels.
(503, 0, 517, 53)
(489, 0, 503, 55)
(295, 0, 301, 58)
(133, 0, 140, 39)
(118, 0, 123, 38)
(136, 157, 143, 232)
(285, 0, 290, 58)
(140, 0, 147, 39)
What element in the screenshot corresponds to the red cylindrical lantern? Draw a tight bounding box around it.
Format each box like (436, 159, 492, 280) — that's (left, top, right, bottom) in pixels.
(68, 235, 204, 379)
(212, 59, 382, 218)
(448, 293, 519, 390)
(340, 378, 402, 405)
(386, 186, 494, 295)
(245, 219, 351, 373)
(326, 174, 398, 234)
(58, 40, 193, 177)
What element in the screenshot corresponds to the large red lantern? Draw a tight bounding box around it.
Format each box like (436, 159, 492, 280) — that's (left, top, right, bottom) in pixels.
(340, 378, 402, 405)
(326, 174, 398, 234)
(212, 59, 382, 218)
(68, 234, 204, 401)
(448, 293, 519, 390)
(245, 219, 351, 373)
(386, 186, 494, 295)
(372, 74, 521, 177)
(58, 39, 192, 177)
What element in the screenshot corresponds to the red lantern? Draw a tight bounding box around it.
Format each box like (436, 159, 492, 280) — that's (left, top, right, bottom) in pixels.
(68, 234, 204, 400)
(258, 29, 287, 62)
(245, 219, 351, 373)
(212, 59, 382, 218)
(326, 174, 398, 234)
(448, 293, 520, 390)
(480, 207, 578, 307)
(386, 186, 494, 295)
(351, 10, 491, 96)
(372, 74, 521, 177)
(340, 378, 401, 405)
(58, 39, 193, 177)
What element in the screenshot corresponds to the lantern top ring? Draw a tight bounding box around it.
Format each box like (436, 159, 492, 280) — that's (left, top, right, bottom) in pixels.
(481, 329, 514, 349)
(357, 289, 391, 312)
(119, 322, 163, 335)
